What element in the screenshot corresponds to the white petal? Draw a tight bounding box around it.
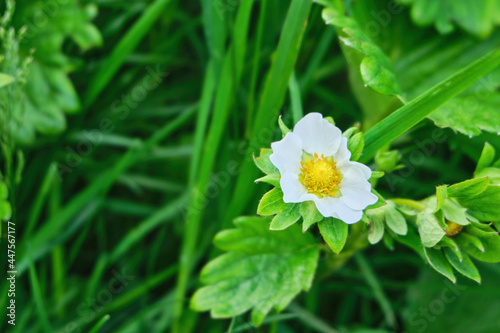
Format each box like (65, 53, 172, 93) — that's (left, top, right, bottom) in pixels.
(341, 188, 378, 210)
(334, 138, 352, 164)
(339, 162, 372, 191)
(313, 196, 341, 219)
(280, 172, 317, 203)
(335, 203, 363, 224)
(270, 132, 303, 175)
(293, 112, 342, 157)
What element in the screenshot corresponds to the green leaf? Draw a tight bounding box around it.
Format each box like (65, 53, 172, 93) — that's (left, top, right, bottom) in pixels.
(299, 201, 324, 232)
(447, 177, 490, 200)
(270, 203, 301, 230)
(369, 171, 385, 181)
(318, 218, 348, 253)
(254, 148, 278, 175)
(475, 142, 496, 175)
(398, 0, 500, 38)
(458, 185, 500, 221)
(435, 185, 448, 211)
(444, 248, 481, 283)
(428, 96, 500, 137)
(257, 188, 287, 216)
(417, 211, 445, 247)
(442, 199, 470, 226)
(0, 182, 7, 200)
(455, 232, 485, 253)
(191, 216, 319, 326)
(0, 73, 14, 88)
(459, 227, 500, 263)
(368, 214, 384, 244)
(321, 6, 400, 96)
(475, 167, 500, 185)
(347, 132, 364, 161)
(255, 173, 280, 187)
(424, 247, 456, 283)
(384, 203, 407, 235)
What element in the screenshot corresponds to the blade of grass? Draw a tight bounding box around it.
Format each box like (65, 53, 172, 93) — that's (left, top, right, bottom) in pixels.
(88, 315, 110, 333)
(361, 48, 500, 162)
(85, 0, 173, 107)
(223, 0, 312, 228)
(354, 252, 396, 328)
(172, 1, 255, 330)
(29, 256, 53, 333)
(289, 71, 304, 123)
(287, 303, 339, 333)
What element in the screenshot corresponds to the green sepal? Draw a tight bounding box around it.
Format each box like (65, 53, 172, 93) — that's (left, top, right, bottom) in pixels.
(383, 232, 394, 251)
(475, 142, 495, 175)
(447, 177, 489, 200)
(437, 237, 463, 261)
(455, 232, 485, 253)
(475, 167, 500, 185)
(444, 249, 481, 284)
(270, 203, 301, 230)
(299, 201, 324, 232)
(342, 126, 358, 139)
(384, 202, 407, 235)
(435, 185, 448, 212)
(347, 132, 364, 161)
(255, 173, 280, 187)
(257, 188, 287, 216)
(278, 116, 291, 137)
(254, 148, 278, 175)
(368, 214, 384, 245)
(442, 199, 470, 226)
(417, 211, 445, 248)
(424, 247, 456, 283)
(369, 171, 385, 181)
(318, 217, 348, 254)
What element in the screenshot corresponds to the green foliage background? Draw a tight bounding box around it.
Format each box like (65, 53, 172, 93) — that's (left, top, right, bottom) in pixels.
(1, 0, 500, 332)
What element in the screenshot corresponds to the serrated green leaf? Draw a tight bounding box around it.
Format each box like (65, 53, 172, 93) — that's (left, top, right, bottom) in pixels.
(442, 199, 470, 226)
(321, 6, 400, 96)
(368, 214, 384, 244)
(299, 201, 324, 232)
(318, 217, 348, 253)
(447, 177, 490, 200)
(417, 211, 445, 247)
(257, 188, 287, 216)
(255, 173, 281, 187)
(458, 185, 500, 221)
(438, 237, 463, 261)
(254, 148, 279, 175)
(444, 248, 481, 283)
(475, 142, 496, 175)
(347, 132, 364, 161)
(384, 203, 407, 235)
(458, 230, 500, 263)
(435, 185, 448, 211)
(270, 204, 301, 230)
(429, 96, 500, 137)
(191, 216, 319, 326)
(424, 247, 456, 283)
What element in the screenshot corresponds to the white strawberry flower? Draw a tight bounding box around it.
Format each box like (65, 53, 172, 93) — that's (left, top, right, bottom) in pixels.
(270, 113, 377, 224)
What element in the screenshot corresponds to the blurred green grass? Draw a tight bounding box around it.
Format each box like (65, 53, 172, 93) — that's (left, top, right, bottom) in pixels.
(1, 0, 500, 332)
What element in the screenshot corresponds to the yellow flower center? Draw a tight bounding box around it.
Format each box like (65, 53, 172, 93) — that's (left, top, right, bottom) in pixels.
(299, 153, 342, 198)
